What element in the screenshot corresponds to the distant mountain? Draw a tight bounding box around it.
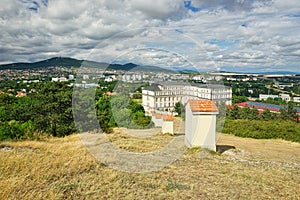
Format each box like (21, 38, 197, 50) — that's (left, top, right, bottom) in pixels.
(0, 57, 141, 71)
(108, 63, 138, 71)
(0, 57, 177, 73)
(257, 71, 300, 75)
(2, 58, 299, 75)
(0, 57, 83, 70)
(219, 68, 299, 75)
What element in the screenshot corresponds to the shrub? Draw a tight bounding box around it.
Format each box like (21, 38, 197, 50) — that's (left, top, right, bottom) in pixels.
(222, 119, 300, 143)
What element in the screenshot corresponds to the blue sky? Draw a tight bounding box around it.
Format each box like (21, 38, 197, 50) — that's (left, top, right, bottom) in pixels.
(0, 0, 300, 73)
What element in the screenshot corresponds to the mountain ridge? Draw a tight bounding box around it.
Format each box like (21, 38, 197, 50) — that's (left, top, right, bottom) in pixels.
(1, 57, 299, 75)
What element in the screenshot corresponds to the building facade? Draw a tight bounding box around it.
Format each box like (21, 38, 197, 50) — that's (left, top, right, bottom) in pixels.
(142, 82, 232, 113)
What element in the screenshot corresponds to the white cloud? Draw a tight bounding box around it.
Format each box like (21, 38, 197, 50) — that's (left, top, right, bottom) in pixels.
(129, 0, 184, 19)
(0, 0, 299, 72)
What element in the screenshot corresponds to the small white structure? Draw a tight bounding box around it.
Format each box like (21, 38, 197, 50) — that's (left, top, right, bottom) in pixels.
(151, 113, 163, 127)
(51, 77, 59, 82)
(293, 97, 300, 103)
(69, 75, 74, 80)
(279, 93, 291, 102)
(83, 75, 89, 80)
(185, 100, 219, 151)
(162, 115, 174, 135)
(59, 76, 67, 82)
(259, 94, 279, 100)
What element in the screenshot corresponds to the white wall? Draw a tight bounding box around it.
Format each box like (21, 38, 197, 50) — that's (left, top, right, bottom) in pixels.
(185, 104, 217, 151)
(142, 90, 155, 112)
(293, 97, 300, 103)
(152, 116, 163, 127)
(162, 121, 174, 135)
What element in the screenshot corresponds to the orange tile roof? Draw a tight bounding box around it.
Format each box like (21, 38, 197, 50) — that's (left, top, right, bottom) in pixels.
(16, 91, 26, 97)
(162, 115, 174, 121)
(153, 113, 163, 119)
(188, 100, 219, 113)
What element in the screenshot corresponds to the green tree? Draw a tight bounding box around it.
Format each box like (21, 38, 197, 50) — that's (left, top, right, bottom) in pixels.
(96, 95, 114, 133)
(232, 95, 248, 104)
(174, 102, 184, 116)
(30, 82, 76, 137)
(227, 105, 241, 120)
(260, 109, 274, 121)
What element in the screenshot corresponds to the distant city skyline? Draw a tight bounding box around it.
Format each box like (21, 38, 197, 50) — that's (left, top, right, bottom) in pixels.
(1, 0, 300, 73)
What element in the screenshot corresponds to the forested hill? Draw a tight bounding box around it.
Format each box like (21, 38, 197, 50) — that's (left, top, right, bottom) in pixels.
(0, 57, 139, 71)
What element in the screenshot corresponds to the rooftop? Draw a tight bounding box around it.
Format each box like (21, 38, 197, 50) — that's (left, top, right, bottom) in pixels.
(162, 115, 174, 121)
(188, 100, 219, 113)
(143, 84, 161, 91)
(237, 102, 300, 113)
(144, 82, 231, 91)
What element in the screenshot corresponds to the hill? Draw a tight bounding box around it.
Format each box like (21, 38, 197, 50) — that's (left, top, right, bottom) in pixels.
(0, 57, 170, 73)
(0, 131, 299, 199)
(0, 57, 84, 70)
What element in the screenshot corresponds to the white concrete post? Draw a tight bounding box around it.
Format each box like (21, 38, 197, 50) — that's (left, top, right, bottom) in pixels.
(185, 100, 219, 151)
(151, 113, 163, 127)
(162, 115, 174, 135)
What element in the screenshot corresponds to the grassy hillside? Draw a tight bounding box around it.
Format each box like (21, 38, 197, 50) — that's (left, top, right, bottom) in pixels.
(0, 131, 299, 199)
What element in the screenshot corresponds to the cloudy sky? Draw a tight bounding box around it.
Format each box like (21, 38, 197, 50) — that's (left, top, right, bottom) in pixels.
(1, 0, 300, 72)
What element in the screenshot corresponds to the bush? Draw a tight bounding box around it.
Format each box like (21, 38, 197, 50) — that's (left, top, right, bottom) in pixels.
(0, 120, 35, 141)
(222, 119, 300, 143)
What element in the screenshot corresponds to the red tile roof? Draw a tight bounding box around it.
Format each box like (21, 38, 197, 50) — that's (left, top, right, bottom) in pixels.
(16, 91, 26, 97)
(153, 113, 162, 119)
(162, 115, 174, 121)
(188, 100, 219, 113)
(152, 112, 174, 121)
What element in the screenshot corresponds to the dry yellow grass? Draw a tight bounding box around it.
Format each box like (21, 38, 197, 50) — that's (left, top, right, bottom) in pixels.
(0, 132, 299, 199)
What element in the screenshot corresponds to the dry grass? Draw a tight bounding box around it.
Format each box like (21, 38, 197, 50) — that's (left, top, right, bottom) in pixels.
(0, 132, 299, 200)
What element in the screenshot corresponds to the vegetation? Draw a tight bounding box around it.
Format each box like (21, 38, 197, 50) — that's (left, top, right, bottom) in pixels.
(0, 82, 76, 141)
(224, 80, 278, 97)
(223, 119, 300, 142)
(174, 102, 184, 116)
(1, 76, 300, 144)
(232, 95, 248, 104)
(0, 81, 151, 141)
(224, 104, 300, 142)
(110, 94, 152, 129)
(0, 80, 30, 95)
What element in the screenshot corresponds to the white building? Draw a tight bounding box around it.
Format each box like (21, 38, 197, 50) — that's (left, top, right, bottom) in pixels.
(69, 75, 74, 80)
(83, 75, 89, 80)
(51, 77, 59, 82)
(276, 83, 293, 90)
(185, 100, 219, 151)
(142, 82, 232, 113)
(293, 97, 300, 103)
(279, 93, 291, 102)
(259, 94, 279, 100)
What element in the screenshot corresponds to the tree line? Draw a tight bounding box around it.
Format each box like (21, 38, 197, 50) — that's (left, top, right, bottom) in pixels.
(0, 82, 75, 141)
(227, 103, 299, 122)
(0, 81, 151, 141)
(223, 104, 300, 142)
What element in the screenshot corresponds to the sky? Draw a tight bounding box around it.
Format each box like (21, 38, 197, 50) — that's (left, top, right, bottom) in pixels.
(0, 0, 300, 72)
